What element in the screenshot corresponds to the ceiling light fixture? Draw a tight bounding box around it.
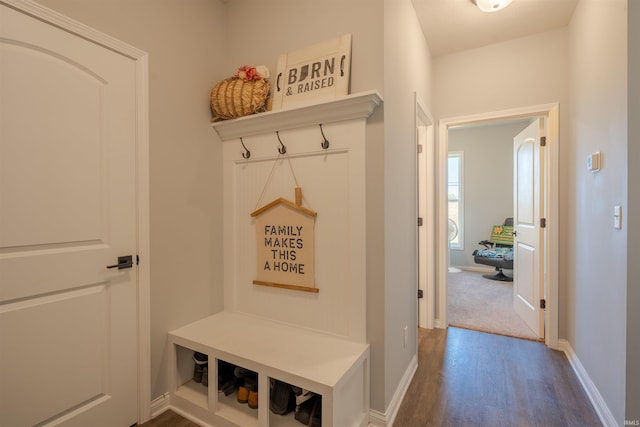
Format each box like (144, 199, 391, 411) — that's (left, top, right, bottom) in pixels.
(472, 0, 513, 13)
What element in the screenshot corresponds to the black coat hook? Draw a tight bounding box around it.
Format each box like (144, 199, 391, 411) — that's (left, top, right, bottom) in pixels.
(319, 124, 330, 150)
(240, 137, 250, 159)
(276, 131, 287, 154)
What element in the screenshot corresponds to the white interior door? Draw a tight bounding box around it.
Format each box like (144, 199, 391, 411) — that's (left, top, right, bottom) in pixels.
(513, 119, 544, 338)
(0, 4, 139, 426)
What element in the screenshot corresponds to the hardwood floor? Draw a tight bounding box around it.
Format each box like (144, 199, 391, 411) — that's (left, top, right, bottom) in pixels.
(140, 327, 601, 427)
(138, 410, 199, 427)
(394, 327, 602, 427)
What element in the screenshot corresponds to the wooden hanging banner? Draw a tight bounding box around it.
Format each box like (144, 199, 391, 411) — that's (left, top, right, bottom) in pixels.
(251, 188, 318, 293)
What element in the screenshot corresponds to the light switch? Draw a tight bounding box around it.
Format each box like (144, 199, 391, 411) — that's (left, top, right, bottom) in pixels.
(587, 152, 601, 172)
(614, 205, 622, 229)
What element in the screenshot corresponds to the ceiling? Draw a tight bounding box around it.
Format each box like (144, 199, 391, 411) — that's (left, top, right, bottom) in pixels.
(411, 0, 579, 57)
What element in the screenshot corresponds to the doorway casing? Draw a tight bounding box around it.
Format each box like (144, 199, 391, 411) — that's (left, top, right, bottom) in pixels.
(432, 103, 559, 349)
(416, 93, 435, 330)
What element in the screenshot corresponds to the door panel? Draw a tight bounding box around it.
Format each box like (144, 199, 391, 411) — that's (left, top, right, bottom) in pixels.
(1, 285, 107, 426)
(1, 42, 103, 247)
(0, 4, 138, 426)
(513, 119, 544, 338)
(514, 242, 535, 307)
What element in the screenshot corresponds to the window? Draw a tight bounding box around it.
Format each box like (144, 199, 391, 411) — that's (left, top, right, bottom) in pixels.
(448, 152, 463, 250)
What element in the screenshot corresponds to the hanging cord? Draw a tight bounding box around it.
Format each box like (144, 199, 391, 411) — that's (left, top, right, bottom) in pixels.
(253, 151, 309, 211)
(254, 153, 282, 211)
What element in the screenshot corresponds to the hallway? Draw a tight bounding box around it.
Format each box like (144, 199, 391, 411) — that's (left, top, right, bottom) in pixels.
(394, 327, 601, 426)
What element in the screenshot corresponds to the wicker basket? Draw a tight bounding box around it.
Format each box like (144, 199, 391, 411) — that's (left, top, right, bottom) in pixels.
(210, 78, 270, 121)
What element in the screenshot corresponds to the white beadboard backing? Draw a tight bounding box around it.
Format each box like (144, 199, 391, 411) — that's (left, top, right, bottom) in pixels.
(222, 119, 368, 342)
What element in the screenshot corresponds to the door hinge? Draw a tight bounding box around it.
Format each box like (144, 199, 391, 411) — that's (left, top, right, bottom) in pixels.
(418, 289, 424, 299)
(540, 218, 547, 228)
(136, 254, 140, 265)
(418, 217, 423, 227)
(540, 299, 546, 309)
(540, 136, 547, 147)
(417, 144, 423, 154)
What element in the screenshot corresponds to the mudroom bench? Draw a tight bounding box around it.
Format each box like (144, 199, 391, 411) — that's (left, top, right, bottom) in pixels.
(168, 311, 370, 427)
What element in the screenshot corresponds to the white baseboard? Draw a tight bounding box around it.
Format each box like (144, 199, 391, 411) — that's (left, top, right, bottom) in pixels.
(558, 339, 617, 427)
(368, 354, 417, 427)
(454, 265, 494, 273)
(150, 393, 170, 418)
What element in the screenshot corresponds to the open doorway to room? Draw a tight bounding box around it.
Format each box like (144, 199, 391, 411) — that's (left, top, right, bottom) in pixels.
(445, 119, 539, 340)
(419, 104, 560, 348)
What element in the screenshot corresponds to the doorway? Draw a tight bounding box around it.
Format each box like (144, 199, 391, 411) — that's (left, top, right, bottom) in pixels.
(424, 104, 559, 348)
(445, 118, 540, 340)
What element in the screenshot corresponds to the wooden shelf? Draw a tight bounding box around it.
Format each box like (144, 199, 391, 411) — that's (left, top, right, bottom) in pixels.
(211, 90, 382, 141)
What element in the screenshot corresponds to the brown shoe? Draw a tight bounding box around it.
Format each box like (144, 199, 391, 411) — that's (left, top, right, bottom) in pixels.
(237, 384, 249, 403)
(248, 390, 258, 409)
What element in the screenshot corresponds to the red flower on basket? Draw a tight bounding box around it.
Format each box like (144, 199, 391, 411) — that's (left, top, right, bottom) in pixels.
(234, 65, 270, 81)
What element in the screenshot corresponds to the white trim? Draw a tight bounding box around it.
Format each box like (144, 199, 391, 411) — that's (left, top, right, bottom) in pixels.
(558, 339, 617, 427)
(4, 0, 152, 423)
(454, 265, 494, 274)
(212, 90, 382, 140)
(368, 355, 418, 427)
(150, 393, 170, 418)
(447, 151, 464, 250)
(436, 103, 559, 349)
(415, 93, 435, 330)
(134, 46, 152, 426)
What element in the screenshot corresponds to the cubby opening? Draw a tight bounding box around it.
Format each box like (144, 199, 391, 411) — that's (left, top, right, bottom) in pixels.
(173, 345, 208, 410)
(269, 377, 322, 427)
(215, 359, 259, 427)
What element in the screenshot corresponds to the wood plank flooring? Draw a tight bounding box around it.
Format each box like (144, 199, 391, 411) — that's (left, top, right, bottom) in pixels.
(140, 327, 601, 427)
(394, 327, 601, 427)
(138, 409, 199, 427)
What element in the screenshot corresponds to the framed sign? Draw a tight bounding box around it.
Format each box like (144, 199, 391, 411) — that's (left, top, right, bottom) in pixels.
(272, 34, 352, 110)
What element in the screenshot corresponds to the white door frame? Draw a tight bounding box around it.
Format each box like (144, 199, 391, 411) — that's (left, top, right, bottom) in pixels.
(6, 0, 152, 422)
(416, 93, 435, 329)
(435, 103, 559, 349)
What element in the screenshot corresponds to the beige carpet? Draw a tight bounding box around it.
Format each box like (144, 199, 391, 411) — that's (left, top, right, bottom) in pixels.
(447, 270, 540, 341)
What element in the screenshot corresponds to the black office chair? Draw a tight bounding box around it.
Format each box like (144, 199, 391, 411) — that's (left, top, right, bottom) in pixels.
(472, 218, 514, 282)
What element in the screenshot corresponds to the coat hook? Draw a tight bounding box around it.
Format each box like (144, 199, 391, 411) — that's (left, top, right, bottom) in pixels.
(276, 131, 287, 154)
(319, 124, 330, 150)
(240, 137, 251, 159)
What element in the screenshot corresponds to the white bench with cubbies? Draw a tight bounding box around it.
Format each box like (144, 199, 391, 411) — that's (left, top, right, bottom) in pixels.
(168, 311, 370, 427)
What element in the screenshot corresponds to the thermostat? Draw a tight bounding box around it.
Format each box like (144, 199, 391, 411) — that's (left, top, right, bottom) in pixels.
(587, 152, 600, 172)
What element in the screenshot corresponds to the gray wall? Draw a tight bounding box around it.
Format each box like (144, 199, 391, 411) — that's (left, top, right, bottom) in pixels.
(448, 121, 530, 268)
(382, 0, 433, 410)
(568, 1, 627, 422)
